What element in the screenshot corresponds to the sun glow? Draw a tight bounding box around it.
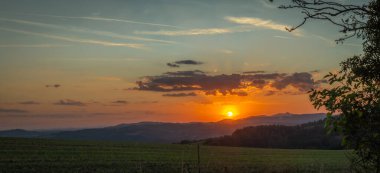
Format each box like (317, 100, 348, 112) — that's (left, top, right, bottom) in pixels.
(227, 111, 234, 117)
(222, 105, 239, 119)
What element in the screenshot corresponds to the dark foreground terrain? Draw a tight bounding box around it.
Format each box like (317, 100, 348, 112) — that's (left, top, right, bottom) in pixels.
(0, 137, 350, 173)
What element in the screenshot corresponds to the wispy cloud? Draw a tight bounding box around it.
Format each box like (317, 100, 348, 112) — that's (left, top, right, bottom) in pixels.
(135, 26, 252, 36)
(46, 84, 61, 88)
(0, 44, 70, 48)
(311, 34, 362, 47)
(84, 30, 176, 44)
(112, 100, 129, 104)
(0, 18, 175, 44)
(19, 101, 40, 105)
(0, 27, 145, 48)
(225, 16, 302, 36)
(273, 35, 293, 39)
(19, 13, 182, 29)
(136, 16, 295, 37)
(78, 16, 182, 29)
(225, 16, 287, 31)
(54, 99, 86, 106)
(0, 108, 28, 113)
(313, 34, 335, 46)
(162, 92, 197, 97)
(136, 28, 232, 36)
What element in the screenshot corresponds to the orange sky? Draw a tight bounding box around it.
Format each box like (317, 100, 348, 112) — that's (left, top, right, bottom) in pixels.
(0, 0, 361, 130)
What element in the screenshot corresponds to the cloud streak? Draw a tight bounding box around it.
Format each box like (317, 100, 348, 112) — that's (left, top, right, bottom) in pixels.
(54, 99, 86, 106)
(22, 14, 182, 29)
(135, 26, 252, 36)
(167, 60, 203, 67)
(112, 100, 129, 104)
(0, 44, 70, 48)
(19, 101, 40, 105)
(136, 28, 232, 36)
(46, 84, 61, 88)
(135, 16, 298, 37)
(0, 108, 28, 113)
(225, 16, 302, 36)
(162, 92, 197, 97)
(0, 18, 176, 44)
(0, 27, 145, 48)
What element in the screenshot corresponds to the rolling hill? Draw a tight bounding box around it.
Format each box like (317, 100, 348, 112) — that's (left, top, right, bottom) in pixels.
(0, 113, 325, 143)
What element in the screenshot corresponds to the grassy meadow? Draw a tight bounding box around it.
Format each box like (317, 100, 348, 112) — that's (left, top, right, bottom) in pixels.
(0, 137, 350, 173)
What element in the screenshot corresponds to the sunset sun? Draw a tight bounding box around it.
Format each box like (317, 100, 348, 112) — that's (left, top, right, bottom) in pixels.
(221, 105, 239, 119)
(227, 111, 234, 117)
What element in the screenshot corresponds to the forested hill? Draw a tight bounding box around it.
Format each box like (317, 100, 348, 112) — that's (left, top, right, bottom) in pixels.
(202, 120, 343, 149)
(0, 113, 325, 143)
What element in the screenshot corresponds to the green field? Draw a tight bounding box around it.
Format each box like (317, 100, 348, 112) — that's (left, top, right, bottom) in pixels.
(0, 137, 350, 173)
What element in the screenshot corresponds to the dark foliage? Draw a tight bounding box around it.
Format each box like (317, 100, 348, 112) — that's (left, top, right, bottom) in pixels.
(280, 0, 380, 171)
(203, 120, 343, 149)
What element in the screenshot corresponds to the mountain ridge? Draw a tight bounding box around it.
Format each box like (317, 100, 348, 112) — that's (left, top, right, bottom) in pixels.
(0, 113, 326, 143)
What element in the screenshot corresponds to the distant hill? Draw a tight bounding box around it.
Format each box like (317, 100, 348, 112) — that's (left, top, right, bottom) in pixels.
(202, 120, 343, 149)
(0, 129, 44, 138)
(0, 113, 325, 143)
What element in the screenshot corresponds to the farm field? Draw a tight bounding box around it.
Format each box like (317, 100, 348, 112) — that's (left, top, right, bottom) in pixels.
(0, 137, 350, 173)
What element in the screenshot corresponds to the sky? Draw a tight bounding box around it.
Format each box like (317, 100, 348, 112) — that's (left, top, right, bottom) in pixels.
(0, 0, 363, 130)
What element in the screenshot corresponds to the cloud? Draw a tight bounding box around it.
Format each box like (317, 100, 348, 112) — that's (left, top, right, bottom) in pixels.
(243, 70, 266, 74)
(175, 60, 203, 65)
(46, 84, 61, 88)
(136, 16, 300, 37)
(0, 44, 70, 48)
(230, 91, 249, 96)
(112, 100, 129, 104)
(0, 108, 28, 113)
(22, 14, 182, 28)
(135, 101, 159, 104)
(273, 35, 293, 39)
(162, 92, 197, 97)
(264, 90, 277, 96)
(164, 70, 206, 77)
(81, 29, 176, 44)
(225, 16, 286, 31)
(0, 18, 176, 44)
(0, 27, 145, 49)
(167, 63, 180, 68)
(271, 72, 315, 92)
(77, 16, 181, 28)
(225, 16, 302, 36)
(167, 60, 203, 67)
(54, 99, 85, 106)
(19, 101, 40, 105)
(135, 26, 253, 36)
(134, 70, 318, 96)
(135, 70, 319, 96)
(135, 28, 233, 36)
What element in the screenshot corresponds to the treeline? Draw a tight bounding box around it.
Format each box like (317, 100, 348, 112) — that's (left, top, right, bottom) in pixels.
(201, 120, 343, 149)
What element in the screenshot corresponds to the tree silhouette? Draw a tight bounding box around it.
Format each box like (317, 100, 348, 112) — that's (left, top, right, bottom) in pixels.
(279, 0, 380, 172)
